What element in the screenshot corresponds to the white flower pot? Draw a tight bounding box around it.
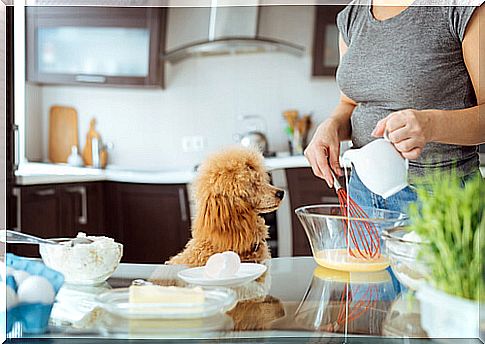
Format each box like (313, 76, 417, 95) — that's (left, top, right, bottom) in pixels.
(416, 283, 479, 338)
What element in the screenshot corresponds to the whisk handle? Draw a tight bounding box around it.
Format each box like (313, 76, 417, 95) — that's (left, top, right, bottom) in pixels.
(330, 170, 342, 190)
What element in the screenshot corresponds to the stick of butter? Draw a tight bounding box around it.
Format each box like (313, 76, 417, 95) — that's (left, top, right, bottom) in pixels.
(129, 285, 205, 304)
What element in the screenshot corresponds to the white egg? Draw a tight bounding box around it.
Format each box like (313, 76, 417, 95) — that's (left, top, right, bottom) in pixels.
(205, 251, 241, 278)
(17, 275, 55, 304)
(0, 284, 18, 310)
(221, 251, 241, 276)
(6, 267, 15, 276)
(12, 270, 30, 286)
(0, 267, 12, 283)
(205, 253, 226, 278)
(5, 285, 18, 309)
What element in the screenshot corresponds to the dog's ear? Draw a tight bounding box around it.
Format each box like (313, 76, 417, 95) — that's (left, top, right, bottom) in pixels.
(193, 193, 257, 253)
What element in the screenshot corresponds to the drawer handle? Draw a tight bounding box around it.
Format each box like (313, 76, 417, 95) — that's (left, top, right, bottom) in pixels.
(13, 124, 19, 171)
(178, 188, 188, 222)
(66, 186, 88, 225)
(35, 188, 55, 196)
(12, 188, 21, 232)
(75, 75, 106, 83)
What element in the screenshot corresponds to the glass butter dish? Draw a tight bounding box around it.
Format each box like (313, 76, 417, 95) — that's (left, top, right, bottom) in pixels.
(96, 287, 236, 320)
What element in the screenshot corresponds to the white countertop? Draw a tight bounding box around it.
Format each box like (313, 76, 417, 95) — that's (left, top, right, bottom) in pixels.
(15, 156, 485, 186)
(15, 156, 311, 185)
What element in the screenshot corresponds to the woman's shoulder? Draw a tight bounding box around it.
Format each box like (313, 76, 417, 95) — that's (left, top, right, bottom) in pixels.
(419, 0, 481, 41)
(337, 0, 368, 20)
(336, 0, 368, 45)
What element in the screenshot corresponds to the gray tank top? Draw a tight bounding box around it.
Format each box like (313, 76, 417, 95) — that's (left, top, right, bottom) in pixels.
(336, 1, 480, 179)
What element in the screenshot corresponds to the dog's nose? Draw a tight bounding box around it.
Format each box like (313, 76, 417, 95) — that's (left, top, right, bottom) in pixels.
(276, 190, 285, 200)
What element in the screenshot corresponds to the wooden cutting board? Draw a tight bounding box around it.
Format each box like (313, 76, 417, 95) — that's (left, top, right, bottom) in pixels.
(48, 105, 79, 163)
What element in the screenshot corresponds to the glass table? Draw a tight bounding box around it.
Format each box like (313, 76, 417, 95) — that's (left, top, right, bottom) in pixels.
(6, 257, 451, 341)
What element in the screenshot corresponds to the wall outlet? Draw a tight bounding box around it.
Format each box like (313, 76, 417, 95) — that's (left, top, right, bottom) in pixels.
(182, 136, 206, 153)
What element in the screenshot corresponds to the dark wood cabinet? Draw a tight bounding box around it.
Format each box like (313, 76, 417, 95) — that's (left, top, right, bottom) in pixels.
(8, 180, 191, 263)
(9, 185, 62, 257)
(312, 6, 345, 76)
(26, 7, 167, 88)
(8, 182, 104, 257)
(60, 183, 105, 238)
(106, 183, 191, 264)
(286, 167, 345, 256)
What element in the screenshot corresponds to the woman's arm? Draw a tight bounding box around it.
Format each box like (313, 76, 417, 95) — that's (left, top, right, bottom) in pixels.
(304, 35, 356, 187)
(372, 5, 485, 159)
(322, 34, 356, 142)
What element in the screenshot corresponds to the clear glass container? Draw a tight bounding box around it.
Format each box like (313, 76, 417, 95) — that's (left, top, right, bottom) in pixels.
(381, 227, 429, 290)
(96, 287, 237, 320)
(294, 266, 398, 335)
(295, 205, 408, 272)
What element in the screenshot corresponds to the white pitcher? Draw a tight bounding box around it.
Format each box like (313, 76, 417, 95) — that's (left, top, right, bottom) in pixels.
(342, 136, 408, 199)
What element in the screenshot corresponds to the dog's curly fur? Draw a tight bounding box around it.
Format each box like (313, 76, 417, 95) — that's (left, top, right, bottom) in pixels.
(168, 147, 284, 267)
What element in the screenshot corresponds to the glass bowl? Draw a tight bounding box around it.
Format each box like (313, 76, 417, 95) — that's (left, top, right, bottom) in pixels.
(294, 266, 397, 334)
(381, 227, 429, 290)
(295, 205, 408, 272)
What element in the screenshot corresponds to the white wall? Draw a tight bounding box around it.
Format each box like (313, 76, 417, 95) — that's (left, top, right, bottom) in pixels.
(25, 6, 341, 170)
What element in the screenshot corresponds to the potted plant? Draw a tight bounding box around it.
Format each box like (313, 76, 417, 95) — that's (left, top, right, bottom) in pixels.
(409, 172, 484, 338)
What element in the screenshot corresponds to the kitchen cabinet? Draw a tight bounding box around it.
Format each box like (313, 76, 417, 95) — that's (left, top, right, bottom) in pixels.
(312, 6, 345, 76)
(26, 7, 167, 87)
(60, 183, 105, 237)
(105, 182, 191, 264)
(285, 167, 345, 256)
(8, 180, 192, 263)
(8, 182, 104, 257)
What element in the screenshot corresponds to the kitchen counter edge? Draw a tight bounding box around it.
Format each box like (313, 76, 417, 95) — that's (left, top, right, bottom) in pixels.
(14, 159, 485, 186)
(15, 156, 313, 186)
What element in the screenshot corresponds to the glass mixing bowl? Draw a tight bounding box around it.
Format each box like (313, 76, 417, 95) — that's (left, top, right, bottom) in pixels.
(381, 227, 429, 290)
(294, 266, 397, 334)
(295, 205, 408, 272)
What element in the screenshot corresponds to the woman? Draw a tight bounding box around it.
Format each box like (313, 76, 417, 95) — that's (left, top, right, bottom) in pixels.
(305, 0, 484, 213)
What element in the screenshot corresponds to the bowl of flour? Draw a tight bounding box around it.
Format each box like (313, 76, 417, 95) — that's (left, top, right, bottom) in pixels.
(39, 232, 123, 285)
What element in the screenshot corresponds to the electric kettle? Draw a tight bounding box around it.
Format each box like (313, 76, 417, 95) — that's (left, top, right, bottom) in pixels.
(240, 131, 268, 154)
(237, 115, 269, 154)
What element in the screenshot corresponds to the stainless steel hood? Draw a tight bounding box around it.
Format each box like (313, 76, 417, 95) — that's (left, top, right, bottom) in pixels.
(162, 4, 305, 64)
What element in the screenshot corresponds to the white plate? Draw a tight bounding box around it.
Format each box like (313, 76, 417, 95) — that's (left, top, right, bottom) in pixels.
(177, 263, 267, 287)
(96, 287, 236, 320)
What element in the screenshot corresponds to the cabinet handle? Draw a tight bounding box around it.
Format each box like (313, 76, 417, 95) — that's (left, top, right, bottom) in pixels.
(12, 188, 21, 232)
(178, 188, 188, 222)
(75, 75, 106, 83)
(13, 124, 19, 171)
(65, 186, 88, 225)
(35, 188, 56, 196)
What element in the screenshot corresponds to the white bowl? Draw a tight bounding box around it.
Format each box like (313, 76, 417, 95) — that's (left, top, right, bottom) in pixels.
(39, 237, 123, 285)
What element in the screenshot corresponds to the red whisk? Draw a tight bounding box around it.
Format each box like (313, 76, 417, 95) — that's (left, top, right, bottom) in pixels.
(331, 171, 381, 259)
(335, 283, 378, 327)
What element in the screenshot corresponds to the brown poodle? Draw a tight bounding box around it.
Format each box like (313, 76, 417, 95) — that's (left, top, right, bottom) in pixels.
(168, 146, 284, 267)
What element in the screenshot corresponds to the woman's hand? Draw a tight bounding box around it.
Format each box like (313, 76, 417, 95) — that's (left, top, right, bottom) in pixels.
(372, 109, 433, 160)
(304, 120, 342, 188)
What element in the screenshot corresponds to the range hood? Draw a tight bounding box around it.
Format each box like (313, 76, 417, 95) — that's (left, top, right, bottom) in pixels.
(163, 4, 305, 64)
